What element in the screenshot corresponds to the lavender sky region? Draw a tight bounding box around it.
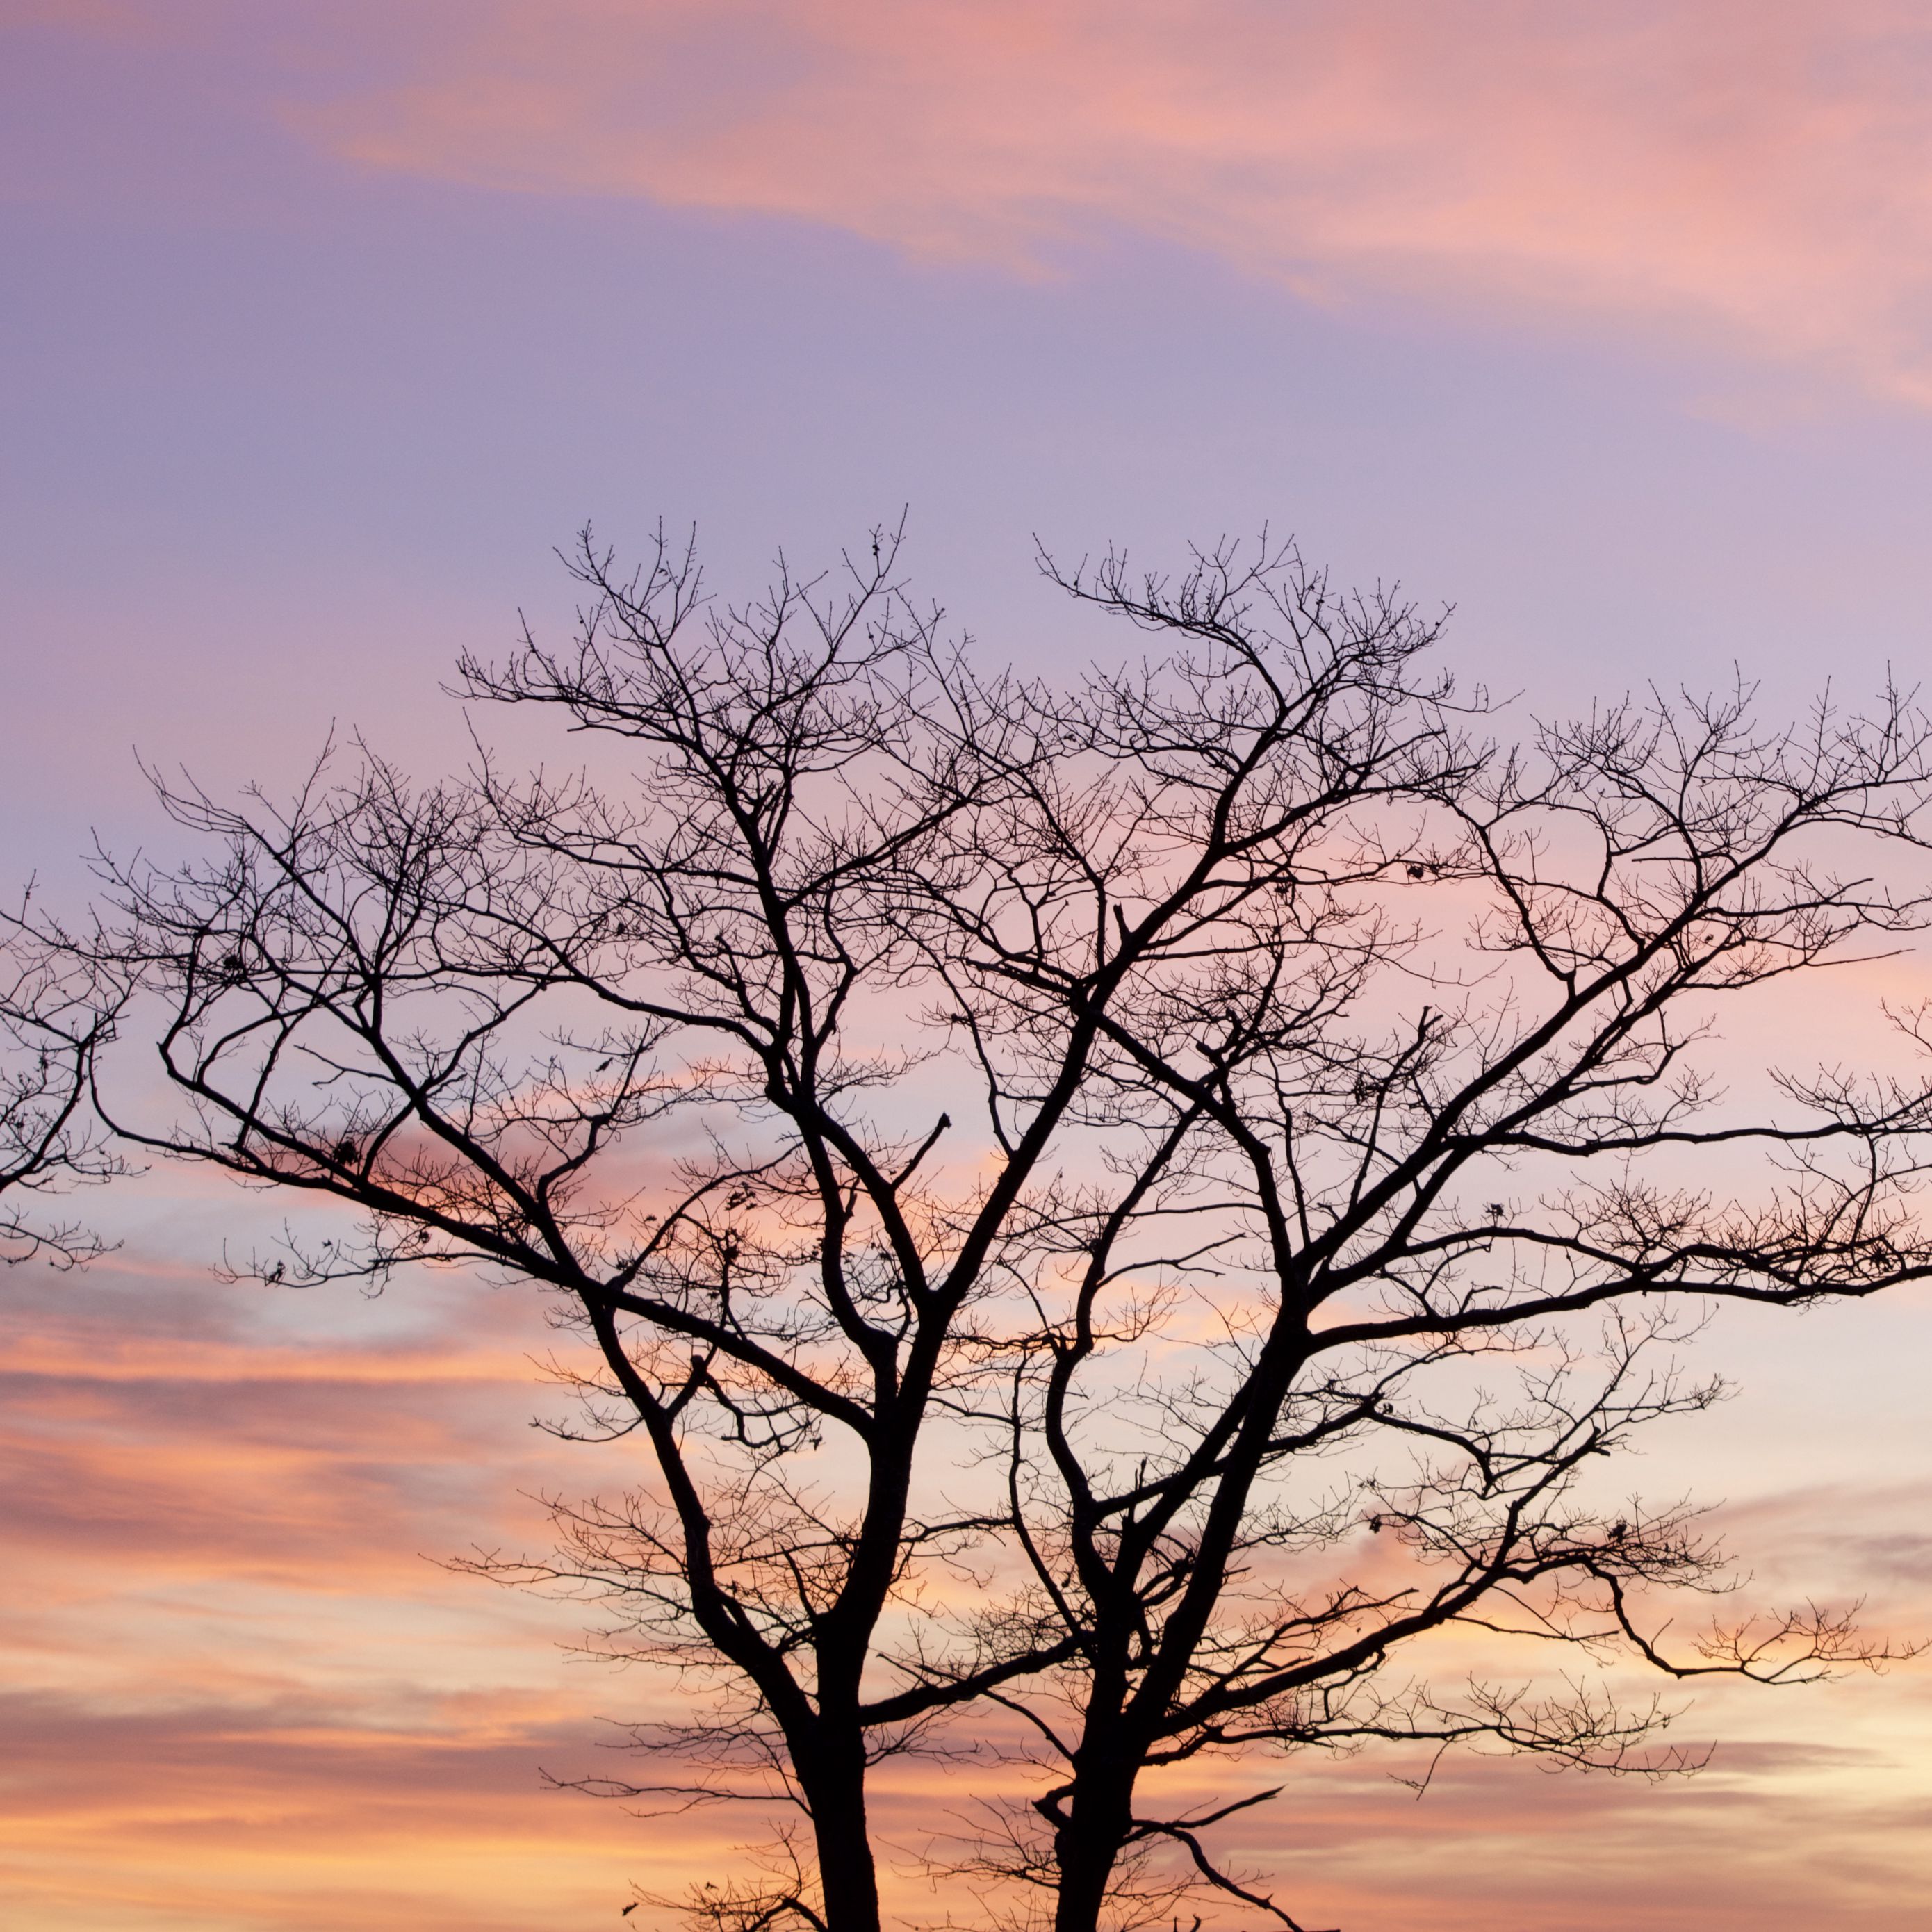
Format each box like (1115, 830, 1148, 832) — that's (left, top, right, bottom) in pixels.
(9, 3, 1932, 1927)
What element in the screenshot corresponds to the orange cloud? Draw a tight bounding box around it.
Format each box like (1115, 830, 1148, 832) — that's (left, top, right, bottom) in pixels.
(0, 1686, 717, 1932)
(288, 0, 1932, 404)
(10, 1242, 1932, 1926)
(0, 1261, 709, 1929)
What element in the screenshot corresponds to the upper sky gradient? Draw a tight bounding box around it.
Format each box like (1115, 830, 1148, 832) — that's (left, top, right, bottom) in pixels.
(8, 4, 1932, 1929)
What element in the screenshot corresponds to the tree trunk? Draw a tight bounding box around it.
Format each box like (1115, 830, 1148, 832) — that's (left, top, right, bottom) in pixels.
(803, 1734, 882, 1932)
(1050, 1761, 1135, 1932)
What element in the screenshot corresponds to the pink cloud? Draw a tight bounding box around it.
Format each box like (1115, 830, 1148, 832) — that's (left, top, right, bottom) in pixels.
(10, 1243, 1932, 1924)
(0, 1254, 737, 1929)
(276, 0, 1932, 404)
(0, 1687, 716, 1932)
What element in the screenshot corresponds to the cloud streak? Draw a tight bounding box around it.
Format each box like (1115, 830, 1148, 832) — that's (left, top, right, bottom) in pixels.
(281, 0, 1932, 404)
(10, 1244, 1932, 1927)
(0, 1256, 698, 1928)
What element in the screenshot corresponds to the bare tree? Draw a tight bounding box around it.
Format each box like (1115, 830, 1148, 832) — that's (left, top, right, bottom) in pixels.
(79, 525, 1932, 1932)
(87, 523, 1096, 1932)
(0, 909, 121, 1265)
(894, 552, 1932, 1932)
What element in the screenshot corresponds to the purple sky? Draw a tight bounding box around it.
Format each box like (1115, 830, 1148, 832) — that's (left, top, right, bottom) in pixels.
(8, 5, 1932, 1928)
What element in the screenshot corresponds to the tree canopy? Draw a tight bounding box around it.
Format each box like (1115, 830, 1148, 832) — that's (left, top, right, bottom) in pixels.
(69, 525, 1932, 1932)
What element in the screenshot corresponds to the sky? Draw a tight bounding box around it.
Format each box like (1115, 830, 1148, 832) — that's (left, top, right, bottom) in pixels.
(8, 2, 1932, 1926)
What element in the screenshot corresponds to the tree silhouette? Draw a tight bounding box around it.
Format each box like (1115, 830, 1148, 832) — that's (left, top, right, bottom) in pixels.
(0, 913, 121, 1266)
(79, 526, 1932, 1932)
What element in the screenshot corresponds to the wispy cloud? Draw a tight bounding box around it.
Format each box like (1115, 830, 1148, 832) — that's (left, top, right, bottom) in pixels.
(0, 1258, 711, 1928)
(281, 0, 1932, 404)
(10, 1241, 1932, 1924)
(0, 1686, 705, 1932)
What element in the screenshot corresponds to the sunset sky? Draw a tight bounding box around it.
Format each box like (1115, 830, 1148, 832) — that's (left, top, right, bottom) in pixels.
(10, 3, 1932, 1928)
